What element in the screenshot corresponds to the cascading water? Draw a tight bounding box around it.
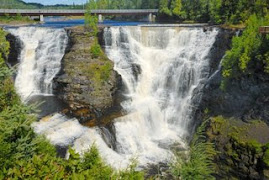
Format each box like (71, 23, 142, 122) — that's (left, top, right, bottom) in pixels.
(100, 26, 219, 166)
(9, 26, 219, 169)
(7, 27, 68, 102)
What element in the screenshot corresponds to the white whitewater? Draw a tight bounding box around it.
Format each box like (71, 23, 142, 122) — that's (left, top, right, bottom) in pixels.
(11, 26, 219, 169)
(7, 27, 68, 102)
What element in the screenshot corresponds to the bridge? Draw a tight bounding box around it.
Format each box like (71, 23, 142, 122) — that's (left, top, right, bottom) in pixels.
(0, 9, 158, 22)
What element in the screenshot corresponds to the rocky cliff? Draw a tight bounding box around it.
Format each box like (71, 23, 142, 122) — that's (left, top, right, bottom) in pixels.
(6, 33, 22, 67)
(194, 28, 269, 179)
(205, 116, 269, 179)
(54, 26, 122, 126)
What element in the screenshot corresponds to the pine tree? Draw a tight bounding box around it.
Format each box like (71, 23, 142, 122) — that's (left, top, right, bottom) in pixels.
(159, 0, 172, 16)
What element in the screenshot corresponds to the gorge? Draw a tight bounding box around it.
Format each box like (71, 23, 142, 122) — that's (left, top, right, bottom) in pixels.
(3, 24, 269, 179)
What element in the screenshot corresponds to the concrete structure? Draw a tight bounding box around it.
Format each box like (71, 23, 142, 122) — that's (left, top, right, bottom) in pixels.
(0, 9, 158, 22)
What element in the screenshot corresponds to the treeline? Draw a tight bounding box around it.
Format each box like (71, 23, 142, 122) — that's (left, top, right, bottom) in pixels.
(86, 0, 159, 9)
(86, 0, 268, 24)
(159, 0, 268, 24)
(0, 0, 38, 9)
(0, 0, 84, 9)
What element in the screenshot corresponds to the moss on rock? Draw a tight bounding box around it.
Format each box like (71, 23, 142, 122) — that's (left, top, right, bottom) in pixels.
(55, 26, 122, 126)
(204, 116, 269, 179)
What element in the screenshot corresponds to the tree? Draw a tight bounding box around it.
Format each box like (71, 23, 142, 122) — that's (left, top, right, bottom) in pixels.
(159, 0, 172, 16)
(85, 0, 98, 36)
(171, 0, 183, 17)
(209, 0, 222, 24)
(97, 0, 108, 9)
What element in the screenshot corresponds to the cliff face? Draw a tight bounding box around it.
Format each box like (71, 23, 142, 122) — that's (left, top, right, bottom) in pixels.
(202, 71, 269, 124)
(54, 26, 122, 126)
(6, 33, 22, 67)
(195, 28, 269, 179)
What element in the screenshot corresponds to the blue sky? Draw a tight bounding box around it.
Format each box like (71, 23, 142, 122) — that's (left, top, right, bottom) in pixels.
(23, 0, 87, 5)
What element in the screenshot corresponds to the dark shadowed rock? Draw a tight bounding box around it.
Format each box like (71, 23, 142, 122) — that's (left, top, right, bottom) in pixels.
(6, 33, 23, 67)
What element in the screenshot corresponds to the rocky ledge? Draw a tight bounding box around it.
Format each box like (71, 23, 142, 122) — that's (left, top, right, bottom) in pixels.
(54, 26, 122, 126)
(205, 116, 269, 179)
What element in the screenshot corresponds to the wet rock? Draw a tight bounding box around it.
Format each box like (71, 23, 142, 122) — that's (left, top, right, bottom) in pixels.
(6, 33, 23, 67)
(54, 26, 123, 126)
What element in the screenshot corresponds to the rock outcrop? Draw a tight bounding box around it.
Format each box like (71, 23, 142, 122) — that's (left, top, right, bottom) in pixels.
(205, 116, 269, 179)
(6, 33, 23, 67)
(54, 26, 122, 126)
(202, 71, 269, 124)
(194, 27, 269, 179)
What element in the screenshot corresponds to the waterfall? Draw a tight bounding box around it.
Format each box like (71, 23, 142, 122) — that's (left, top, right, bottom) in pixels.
(11, 26, 219, 169)
(101, 26, 219, 166)
(7, 27, 68, 102)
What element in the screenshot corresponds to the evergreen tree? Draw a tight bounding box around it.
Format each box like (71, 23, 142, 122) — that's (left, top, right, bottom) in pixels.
(159, 0, 172, 16)
(171, 0, 183, 17)
(97, 0, 108, 9)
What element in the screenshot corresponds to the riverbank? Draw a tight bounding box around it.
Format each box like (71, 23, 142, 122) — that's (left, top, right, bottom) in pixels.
(0, 16, 37, 26)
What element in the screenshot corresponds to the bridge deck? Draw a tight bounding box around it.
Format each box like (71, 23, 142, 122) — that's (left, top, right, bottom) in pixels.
(0, 9, 158, 16)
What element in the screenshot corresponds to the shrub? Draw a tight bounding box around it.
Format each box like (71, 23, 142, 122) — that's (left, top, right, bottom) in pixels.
(171, 120, 217, 180)
(90, 40, 102, 58)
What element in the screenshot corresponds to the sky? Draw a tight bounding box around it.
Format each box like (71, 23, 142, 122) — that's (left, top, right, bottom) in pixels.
(23, 0, 87, 5)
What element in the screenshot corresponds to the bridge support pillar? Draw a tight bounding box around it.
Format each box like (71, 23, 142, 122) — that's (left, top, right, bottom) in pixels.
(152, 15, 156, 22)
(98, 14, 103, 23)
(40, 14, 44, 22)
(148, 13, 154, 22)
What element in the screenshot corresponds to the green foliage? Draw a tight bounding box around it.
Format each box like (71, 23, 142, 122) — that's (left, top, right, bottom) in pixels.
(159, 0, 172, 16)
(221, 14, 269, 88)
(87, 60, 113, 85)
(208, 0, 222, 24)
(171, 120, 217, 180)
(85, 2, 98, 37)
(90, 40, 102, 58)
(0, 0, 38, 9)
(171, 0, 183, 17)
(264, 148, 269, 167)
(0, 29, 10, 58)
(157, 0, 268, 24)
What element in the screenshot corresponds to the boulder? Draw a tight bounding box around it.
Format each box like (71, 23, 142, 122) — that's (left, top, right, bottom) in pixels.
(54, 26, 123, 126)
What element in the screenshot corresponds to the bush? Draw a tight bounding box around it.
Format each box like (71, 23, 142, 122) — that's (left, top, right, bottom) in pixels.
(170, 120, 217, 180)
(90, 40, 102, 58)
